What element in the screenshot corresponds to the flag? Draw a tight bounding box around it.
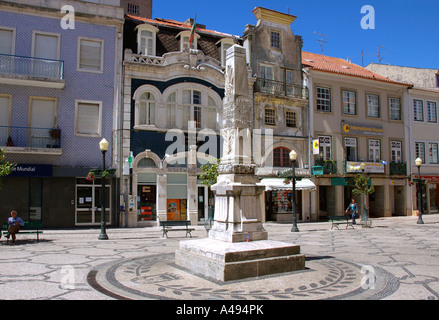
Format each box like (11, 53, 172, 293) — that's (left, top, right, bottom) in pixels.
(189, 14, 197, 48)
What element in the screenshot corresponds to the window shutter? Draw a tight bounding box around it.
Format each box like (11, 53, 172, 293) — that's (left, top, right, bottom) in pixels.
(79, 39, 102, 71)
(0, 29, 13, 54)
(77, 102, 100, 135)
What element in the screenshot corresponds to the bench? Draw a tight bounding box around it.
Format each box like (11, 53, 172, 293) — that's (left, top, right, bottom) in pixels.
(329, 216, 354, 230)
(159, 220, 194, 238)
(2, 221, 43, 243)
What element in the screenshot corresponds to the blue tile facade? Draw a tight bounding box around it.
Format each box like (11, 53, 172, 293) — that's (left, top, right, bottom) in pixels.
(0, 10, 118, 169)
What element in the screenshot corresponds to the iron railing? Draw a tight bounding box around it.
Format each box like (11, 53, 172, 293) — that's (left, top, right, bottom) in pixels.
(390, 162, 407, 175)
(0, 126, 61, 149)
(0, 53, 64, 80)
(254, 78, 309, 99)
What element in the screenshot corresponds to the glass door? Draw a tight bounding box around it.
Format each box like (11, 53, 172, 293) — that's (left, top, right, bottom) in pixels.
(75, 178, 111, 225)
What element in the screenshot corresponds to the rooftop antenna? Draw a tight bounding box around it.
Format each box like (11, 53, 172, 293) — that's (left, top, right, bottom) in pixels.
(378, 45, 385, 64)
(314, 31, 331, 54)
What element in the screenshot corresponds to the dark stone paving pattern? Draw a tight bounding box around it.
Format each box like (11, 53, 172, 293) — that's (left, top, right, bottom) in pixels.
(0, 215, 438, 300)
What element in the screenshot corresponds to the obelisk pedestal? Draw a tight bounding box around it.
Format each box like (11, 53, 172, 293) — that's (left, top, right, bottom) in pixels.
(175, 45, 305, 282)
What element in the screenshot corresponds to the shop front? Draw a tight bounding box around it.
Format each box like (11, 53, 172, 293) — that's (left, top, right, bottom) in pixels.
(259, 178, 316, 222)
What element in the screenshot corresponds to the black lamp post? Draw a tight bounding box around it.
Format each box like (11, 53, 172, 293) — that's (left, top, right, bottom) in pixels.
(289, 150, 299, 232)
(415, 157, 424, 225)
(99, 138, 109, 240)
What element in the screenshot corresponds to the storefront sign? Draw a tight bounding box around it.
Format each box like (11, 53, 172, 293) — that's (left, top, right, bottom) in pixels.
(342, 121, 383, 136)
(9, 164, 52, 177)
(390, 180, 406, 186)
(421, 176, 439, 184)
(345, 161, 385, 173)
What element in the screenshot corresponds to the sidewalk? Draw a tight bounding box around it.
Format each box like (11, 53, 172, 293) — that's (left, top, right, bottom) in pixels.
(0, 214, 438, 300)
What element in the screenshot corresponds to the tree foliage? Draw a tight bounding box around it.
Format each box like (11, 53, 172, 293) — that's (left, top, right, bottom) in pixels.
(351, 173, 375, 196)
(199, 158, 220, 187)
(0, 148, 16, 177)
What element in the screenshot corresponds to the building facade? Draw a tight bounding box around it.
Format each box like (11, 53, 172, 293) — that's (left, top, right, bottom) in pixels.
(0, 0, 124, 227)
(367, 64, 439, 216)
(242, 7, 313, 223)
(120, 13, 238, 226)
(303, 52, 412, 220)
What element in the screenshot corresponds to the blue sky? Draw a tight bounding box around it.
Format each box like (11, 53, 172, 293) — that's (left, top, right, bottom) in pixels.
(153, 0, 438, 69)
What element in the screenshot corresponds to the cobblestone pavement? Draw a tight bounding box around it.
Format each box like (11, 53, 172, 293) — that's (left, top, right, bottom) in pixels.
(0, 215, 438, 301)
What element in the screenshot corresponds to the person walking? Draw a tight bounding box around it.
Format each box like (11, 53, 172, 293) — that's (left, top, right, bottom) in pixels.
(6, 210, 24, 245)
(346, 199, 359, 225)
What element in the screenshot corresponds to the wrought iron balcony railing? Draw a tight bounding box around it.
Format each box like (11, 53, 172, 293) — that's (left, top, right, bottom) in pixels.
(0, 53, 64, 80)
(254, 78, 309, 100)
(390, 162, 407, 175)
(314, 159, 338, 175)
(0, 126, 61, 149)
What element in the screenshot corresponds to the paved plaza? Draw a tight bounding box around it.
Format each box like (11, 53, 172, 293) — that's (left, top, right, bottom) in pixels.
(0, 215, 438, 301)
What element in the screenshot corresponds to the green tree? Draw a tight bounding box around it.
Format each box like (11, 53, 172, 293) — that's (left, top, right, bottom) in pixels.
(351, 173, 375, 197)
(199, 158, 220, 187)
(0, 148, 16, 177)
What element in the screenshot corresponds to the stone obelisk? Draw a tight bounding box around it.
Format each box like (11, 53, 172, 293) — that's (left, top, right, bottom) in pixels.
(175, 45, 305, 282)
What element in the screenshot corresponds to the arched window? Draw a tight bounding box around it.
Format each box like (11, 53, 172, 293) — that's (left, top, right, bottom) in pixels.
(135, 24, 158, 56)
(273, 147, 292, 168)
(138, 92, 156, 125)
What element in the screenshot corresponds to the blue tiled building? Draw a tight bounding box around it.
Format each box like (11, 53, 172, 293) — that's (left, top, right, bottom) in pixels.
(0, 0, 124, 227)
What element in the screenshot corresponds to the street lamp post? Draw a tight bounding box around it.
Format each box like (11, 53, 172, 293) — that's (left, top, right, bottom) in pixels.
(289, 150, 299, 232)
(360, 162, 368, 224)
(99, 138, 109, 240)
(415, 157, 424, 225)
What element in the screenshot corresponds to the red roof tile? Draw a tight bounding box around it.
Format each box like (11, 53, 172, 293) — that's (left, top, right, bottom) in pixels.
(302, 51, 412, 86)
(125, 14, 237, 39)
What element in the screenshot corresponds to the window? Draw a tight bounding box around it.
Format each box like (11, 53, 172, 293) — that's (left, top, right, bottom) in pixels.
(429, 143, 438, 164)
(264, 108, 276, 126)
(177, 31, 198, 50)
(0, 95, 11, 126)
(183, 89, 202, 128)
(78, 38, 103, 72)
(127, 3, 140, 15)
(207, 96, 217, 130)
(345, 137, 357, 161)
(0, 28, 15, 74)
(389, 97, 401, 120)
(318, 136, 332, 160)
(367, 94, 380, 118)
(414, 99, 424, 121)
(271, 31, 281, 49)
(273, 147, 291, 168)
(285, 110, 297, 128)
(316, 87, 331, 112)
(75, 101, 102, 136)
(0, 28, 15, 55)
(33, 32, 60, 77)
(427, 101, 437, 123)
(33, 32, 59, 59)
(436, 74, 439, 88)
(29, 97, 57, 147)
(391, 141, 402, 163)
(415, 142, 425, 164)
(138, 92, 156, 126)
(167, 92, 177, 128)
(343, 90, 356, 115)
(136, 24, 158, 56)
(368, 139, 381, 163)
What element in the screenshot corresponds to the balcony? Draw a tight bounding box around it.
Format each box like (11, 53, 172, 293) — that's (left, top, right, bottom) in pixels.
(313, 160, 338, 175)
(390, 162, 407, 175)
(254, 78, 309, 100)
(0, 54, 65, 89)
(0, 126, 62, 155)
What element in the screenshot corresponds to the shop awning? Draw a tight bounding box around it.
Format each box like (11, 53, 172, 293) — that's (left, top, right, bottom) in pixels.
(259, 178, 316, 191)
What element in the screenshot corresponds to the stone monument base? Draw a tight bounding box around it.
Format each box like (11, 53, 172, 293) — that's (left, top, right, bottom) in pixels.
(175, 238, 305, 282)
